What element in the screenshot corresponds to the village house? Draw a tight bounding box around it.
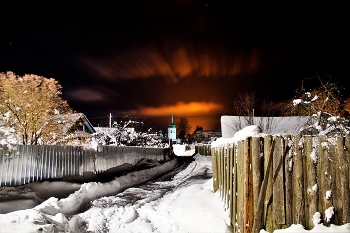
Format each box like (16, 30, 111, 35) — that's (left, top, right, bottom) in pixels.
(193, 128, 222, 143)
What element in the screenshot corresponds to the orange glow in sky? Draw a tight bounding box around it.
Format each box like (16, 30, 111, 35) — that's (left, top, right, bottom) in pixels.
(79, 44, 263, 131)
(133, 101, 224, 130)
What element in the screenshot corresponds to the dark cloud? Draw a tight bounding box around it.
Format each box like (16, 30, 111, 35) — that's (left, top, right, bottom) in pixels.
(79, 44, 263, 83)
(66, 87, 108, 102)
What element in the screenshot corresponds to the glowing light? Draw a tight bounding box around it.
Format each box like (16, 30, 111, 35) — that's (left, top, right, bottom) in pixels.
(137, 101, 223, 116)
(133, 101, 224, 130)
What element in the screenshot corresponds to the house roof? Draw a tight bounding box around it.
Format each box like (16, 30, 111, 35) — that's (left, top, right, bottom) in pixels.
(54, 113, 96, 134)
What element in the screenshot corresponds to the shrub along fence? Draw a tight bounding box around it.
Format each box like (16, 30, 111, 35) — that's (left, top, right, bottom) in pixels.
(211, 134, 350, 232)
(0, 144, 171, 187)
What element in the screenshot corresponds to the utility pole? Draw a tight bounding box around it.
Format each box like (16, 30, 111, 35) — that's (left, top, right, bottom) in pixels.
(109, 113, 112, 128)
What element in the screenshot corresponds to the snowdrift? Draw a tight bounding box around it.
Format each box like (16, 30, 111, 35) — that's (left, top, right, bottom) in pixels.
(58, 159, 179, 215)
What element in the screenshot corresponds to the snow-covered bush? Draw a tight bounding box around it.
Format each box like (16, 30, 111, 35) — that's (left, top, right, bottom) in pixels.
(93, 120, 169, 148)
(284, 75, 350, 136)
(300, 112, 350, 136)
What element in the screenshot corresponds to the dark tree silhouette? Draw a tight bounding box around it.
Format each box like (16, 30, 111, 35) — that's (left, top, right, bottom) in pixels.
(193, 125, 203, 134)
(177, 117, 192, 141)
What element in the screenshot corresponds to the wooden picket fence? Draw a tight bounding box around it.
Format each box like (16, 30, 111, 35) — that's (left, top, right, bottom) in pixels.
(195, 144, 212, 156)
(211, 134, 350, 232)
(0, 144, 170, 187)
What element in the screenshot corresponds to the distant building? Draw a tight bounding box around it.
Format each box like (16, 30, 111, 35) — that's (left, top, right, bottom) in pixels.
(193, 128, 222, 143)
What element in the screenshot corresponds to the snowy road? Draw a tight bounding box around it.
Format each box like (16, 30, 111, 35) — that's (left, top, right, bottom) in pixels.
(1, 155, 232, 233)
(68, 155, 231, 232)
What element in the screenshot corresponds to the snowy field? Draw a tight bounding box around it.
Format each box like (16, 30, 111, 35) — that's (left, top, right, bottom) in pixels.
(1, 125, 349, 232)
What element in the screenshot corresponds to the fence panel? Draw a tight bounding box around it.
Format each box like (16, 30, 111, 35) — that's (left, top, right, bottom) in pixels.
(211, 134, 350, 231)
(196, 144, 212, 156)
(1, 144, 169, 186)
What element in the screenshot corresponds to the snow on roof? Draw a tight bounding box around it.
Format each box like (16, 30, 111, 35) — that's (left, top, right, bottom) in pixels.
(53, 113, 95, 134)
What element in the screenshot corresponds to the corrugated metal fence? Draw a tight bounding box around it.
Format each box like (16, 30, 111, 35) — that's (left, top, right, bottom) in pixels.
(211, 134, 350, 232)
(0, 144, 170, 186)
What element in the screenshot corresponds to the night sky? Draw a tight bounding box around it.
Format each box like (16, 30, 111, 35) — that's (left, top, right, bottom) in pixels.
(0, 2, 348, 132)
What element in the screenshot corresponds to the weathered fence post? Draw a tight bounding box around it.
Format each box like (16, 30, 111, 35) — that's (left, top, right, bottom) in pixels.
(225, 144, 230, 209)
(228, 144, 235, 227)
(283, 135, 293, 227)
(272, 136, 286, 229)
(252, 136, 275, 233)
(251, 136, 262, 221)
(231, 143, 238, 231)
(317, 135, 327, 221)
(292, 134, 306, 226)
(304, 135, 318, 229)
(263, 135, 275, 232)
(211, 146, 218, 192)
(327, 137, 338, 225)
(236, 140, 245, 232)
(335, 136, 350, 224)
(344, 136, 350, 224)
(244, 138, 253, 233)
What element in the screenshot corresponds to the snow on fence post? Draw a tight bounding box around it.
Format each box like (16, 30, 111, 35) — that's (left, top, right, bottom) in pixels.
(327, 136, 338, 225)
(317, 135, 328, 221)
(304, 135, 318, 229)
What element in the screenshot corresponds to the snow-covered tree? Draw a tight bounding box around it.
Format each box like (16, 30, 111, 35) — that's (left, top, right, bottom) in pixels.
(283, 74, 350, 136)
(0, 71, 73, 144)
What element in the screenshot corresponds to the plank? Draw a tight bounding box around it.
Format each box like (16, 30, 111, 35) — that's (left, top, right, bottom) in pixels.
(272, 136, 285, 226)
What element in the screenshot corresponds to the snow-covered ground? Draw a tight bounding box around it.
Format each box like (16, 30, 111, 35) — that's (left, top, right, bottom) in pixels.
(1, 155, 232, 233)
(1, 126, 349, 232)
(1, 155, 349, 233)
